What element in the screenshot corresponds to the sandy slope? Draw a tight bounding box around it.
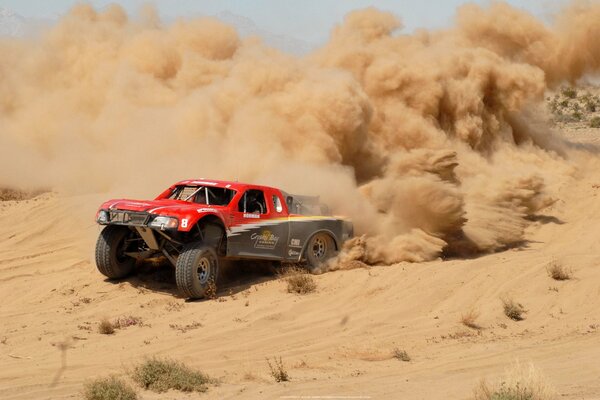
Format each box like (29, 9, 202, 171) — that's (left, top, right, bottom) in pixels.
(2, 133, 600, 399)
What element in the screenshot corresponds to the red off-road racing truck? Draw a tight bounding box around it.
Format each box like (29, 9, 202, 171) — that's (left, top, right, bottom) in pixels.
(94, 179, 353, 299)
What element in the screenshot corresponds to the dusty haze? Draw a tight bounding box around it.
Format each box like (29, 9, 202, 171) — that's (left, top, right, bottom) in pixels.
(1, 1, 599, 263)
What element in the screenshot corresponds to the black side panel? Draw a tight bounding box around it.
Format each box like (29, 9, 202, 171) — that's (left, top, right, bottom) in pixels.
(286, 218, 349, 261)
(227, 219, 289, 260)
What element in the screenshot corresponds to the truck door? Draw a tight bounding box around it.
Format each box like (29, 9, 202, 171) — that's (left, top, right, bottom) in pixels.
(226, 188, 289, 260)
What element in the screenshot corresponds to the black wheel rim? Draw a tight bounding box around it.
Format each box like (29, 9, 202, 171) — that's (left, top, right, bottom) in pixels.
(196, 253, 215, 284)
(312, 236, 327, 260)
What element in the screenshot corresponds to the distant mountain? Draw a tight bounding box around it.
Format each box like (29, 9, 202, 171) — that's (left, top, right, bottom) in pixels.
(215, 11, 314, 56)
(0, 7, 25, 37)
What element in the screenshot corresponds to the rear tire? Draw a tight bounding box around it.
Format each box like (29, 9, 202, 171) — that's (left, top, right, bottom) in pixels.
(305, 232, 336, 273)
(95, 225, 136, 279)
(175, 242, 219, 299)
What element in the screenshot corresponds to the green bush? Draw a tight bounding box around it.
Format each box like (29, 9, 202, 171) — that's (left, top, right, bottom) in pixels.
(132, 358, 210, 393)
(83, 376, 137, 400)
(561, 87, 577, 99)
(591, 116, 600, 128)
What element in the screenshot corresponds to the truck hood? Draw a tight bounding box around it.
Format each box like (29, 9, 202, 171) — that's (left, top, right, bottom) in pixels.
(99, 198, 224, 216)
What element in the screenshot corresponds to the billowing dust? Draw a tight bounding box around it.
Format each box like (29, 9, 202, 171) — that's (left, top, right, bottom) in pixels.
(1, 2, 599, 264)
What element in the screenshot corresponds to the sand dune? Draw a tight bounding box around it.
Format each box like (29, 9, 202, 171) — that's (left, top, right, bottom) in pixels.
(2, 2, 600, 398)
(1, 125, 600, 399)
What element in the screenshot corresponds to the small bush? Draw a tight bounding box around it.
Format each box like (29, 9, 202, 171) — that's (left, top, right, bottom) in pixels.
(113, 316, 143, 329)
(285, 270, 317, 294)
(393, 348, 411, 362)
(83, 376, 137, 400)
(473, 362, 556, 400)
(583, 96, 597, 112)
(461, 309, 482, 330)
(267, 357, 290, 382)
(98, 319, 115, 335)
(571, 111, 582, 121)
(561, 86, 577, 99)
(501, 298, 527, 321)
(591, 116, 600, 128)
(169, 322, 202, 333)
(446, 330, 478, 340)
(546, 261, 572, 281)
(132, 358, 210, 393)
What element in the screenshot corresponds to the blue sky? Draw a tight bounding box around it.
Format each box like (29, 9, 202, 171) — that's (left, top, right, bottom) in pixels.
(0, 0, 562, 45)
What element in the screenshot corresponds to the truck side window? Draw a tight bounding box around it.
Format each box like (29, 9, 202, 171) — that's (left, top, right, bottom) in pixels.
(272, 195, 283, 213)
(238, 189, 267, 214)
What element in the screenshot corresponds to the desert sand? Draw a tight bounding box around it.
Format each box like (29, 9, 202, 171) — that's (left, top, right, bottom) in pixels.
(2, 2, 600, 399)
(1, 122, 600, 399)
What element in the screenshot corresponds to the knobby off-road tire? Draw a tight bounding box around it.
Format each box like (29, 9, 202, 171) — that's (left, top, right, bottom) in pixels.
(95, 225, 136, 279)
(305, 232, 337, 273)
(175, 242, 219, 299)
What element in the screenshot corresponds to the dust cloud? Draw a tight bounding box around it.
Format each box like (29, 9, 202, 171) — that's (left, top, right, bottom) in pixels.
(0, 2, 598, 264)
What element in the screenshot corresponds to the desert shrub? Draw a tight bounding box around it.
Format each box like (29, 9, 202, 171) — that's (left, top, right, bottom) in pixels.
(132, 358, 210, 393)
(590, 116, 600, 128)
(169, 321, 202, 333)
(267, 357, 290, 382)
(461, 309, 482, 330)
(98, 319, 115, 335)
(113, 316, 143, 329)
(393, 348, 411, 362)
(561, 86, 577, 99)
(546, 261, 572, 281)
(501, 298, 527, 321)
(571, 111, 582, 121)
(473, 362, 556, 400)
(284, 269, 317, 294)
(583, 94, 597, 112)
(83, 376, 137, 400)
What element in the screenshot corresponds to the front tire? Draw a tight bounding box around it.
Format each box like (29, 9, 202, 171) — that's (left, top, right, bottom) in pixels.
(95, 225, 136, 279)
(305, 232, 336, 273)
(175, 242, 219, 299)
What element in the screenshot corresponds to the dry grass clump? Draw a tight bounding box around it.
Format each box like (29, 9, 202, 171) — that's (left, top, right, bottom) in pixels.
(266, 357, 290, 382)
(546, 261, 572, 281)
(132, 358, 211, 393)
(282, 267, 317, 294)
(113, 316, 143, 329)
(392, 348, 411, 362)
(473, 362, 556, 400)
(501, 298, 527, 321)
(83, 376, 137, 400)
(98, 319, 115, 335)
(445, 330, 479, 340)
(169, 321, 202, 333)
(461, 309, 482, 330)
(98, 316, 145, 334)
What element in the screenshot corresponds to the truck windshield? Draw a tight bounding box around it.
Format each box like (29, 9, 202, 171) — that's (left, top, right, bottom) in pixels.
(168, 186, 236, 206)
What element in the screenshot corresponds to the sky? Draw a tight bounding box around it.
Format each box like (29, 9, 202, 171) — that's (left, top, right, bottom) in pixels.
(0, 0, 562, 45)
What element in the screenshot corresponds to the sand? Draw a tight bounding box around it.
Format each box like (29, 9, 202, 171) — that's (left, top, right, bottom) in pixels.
(1, 126, 600, 399)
